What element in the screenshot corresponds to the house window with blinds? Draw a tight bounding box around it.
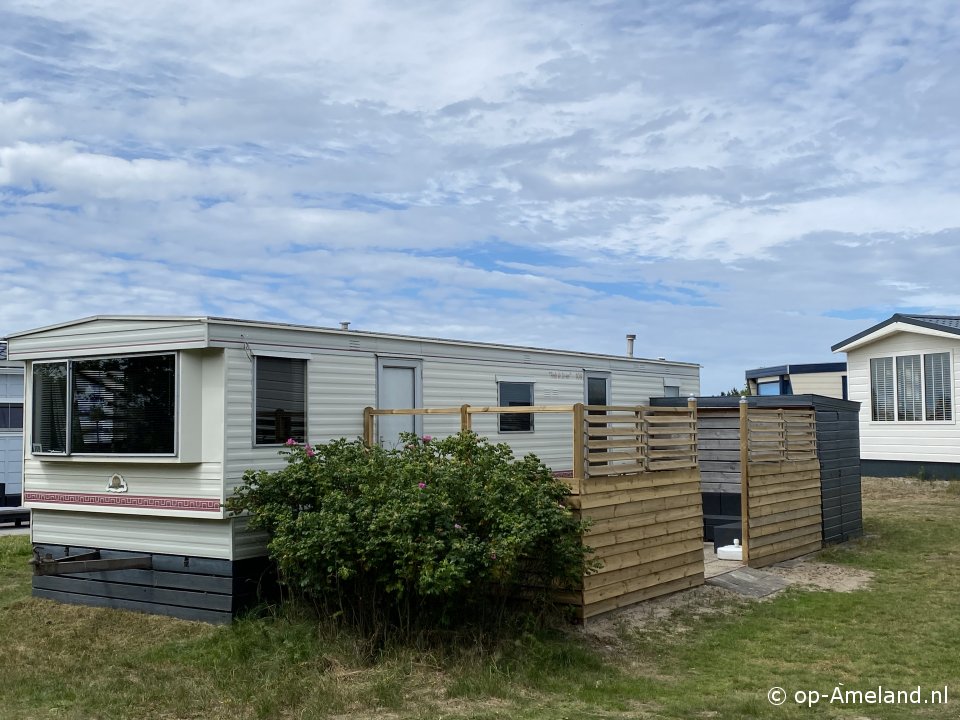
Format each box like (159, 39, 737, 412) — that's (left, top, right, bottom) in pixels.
(924, 352, 952, 421)
(896, 355, 922, 421)
(870, 357, 894, 421)
(31, 355, 177, 455)
(870, 352, 953, 423)
(254, 357, 307, 445)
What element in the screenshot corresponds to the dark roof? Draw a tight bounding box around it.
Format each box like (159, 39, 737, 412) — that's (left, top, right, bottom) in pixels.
(651, 394, 860, 412)
(745, 362, 846, 380)
(832, 314, 960, 351)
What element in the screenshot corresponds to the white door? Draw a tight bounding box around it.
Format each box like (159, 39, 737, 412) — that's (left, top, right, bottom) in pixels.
(377, 359, 422, 448)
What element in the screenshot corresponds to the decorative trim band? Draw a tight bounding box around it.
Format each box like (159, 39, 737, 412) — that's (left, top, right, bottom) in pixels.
(23, 491, 222, 512)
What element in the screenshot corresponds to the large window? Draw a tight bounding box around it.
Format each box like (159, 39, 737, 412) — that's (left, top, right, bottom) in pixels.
(254, 357, 306, 445)
(498, 381, 533, 432)
(32, 354, 176, 455)
(871, 352, 952, 423)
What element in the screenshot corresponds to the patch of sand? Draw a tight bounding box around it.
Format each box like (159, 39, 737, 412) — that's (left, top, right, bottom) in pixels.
(765, 561, 873, 592)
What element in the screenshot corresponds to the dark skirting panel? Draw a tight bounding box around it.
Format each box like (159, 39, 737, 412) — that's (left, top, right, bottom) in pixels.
(31, 544, 274, 624)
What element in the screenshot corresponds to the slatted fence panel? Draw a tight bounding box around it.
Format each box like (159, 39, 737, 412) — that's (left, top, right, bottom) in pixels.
(746, 458, 822, 568)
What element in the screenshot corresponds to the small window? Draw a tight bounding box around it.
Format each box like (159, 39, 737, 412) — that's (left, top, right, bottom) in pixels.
(498, 381, 533, 432)
(663, 385, 680, 397)
(255, 357, 307, 445)
(757, 381, 780, 396)
(0, 403, 24, 431)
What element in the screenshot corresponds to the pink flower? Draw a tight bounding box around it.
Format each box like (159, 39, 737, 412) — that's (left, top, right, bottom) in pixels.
(422, 435, 432, 442)
(305, 446, 316, 458)
(454, 523, 462, 530)
(285, 438, 297, 446)
(418, 482, 427, 489)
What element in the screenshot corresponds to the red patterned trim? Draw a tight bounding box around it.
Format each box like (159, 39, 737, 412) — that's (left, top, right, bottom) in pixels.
(23, 491, 222, 512)
(551, 470, 574, 478)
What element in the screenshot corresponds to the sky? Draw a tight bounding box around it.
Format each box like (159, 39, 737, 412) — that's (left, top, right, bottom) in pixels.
(2, 0, 960, 393)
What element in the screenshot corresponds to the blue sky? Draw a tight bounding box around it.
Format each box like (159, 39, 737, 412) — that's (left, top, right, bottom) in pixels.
(2, 0, 960, 392)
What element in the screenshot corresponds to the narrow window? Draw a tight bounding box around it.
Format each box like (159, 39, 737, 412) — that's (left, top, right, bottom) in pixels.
(924, 352, 952, 421)
(498, 381, 533, 432)
(71, 355, 176, 454)
(896, 355, 922, 421)
(870, 357, 894, 422)
(32, 362, 69, 453)
(757, 381, 780, 396)
(255, 357, 307, 445)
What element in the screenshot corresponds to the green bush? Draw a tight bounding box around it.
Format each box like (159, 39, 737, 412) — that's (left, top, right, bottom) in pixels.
(227, 432, 592, 638)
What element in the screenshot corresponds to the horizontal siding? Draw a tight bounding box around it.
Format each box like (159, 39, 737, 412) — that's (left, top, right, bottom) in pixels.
(8, 319, 209, 359)
(222, 349, 377, 500)
(847, 334, 960, 464)
(231, 515, 270, 560)
(31, 509, 233, 559)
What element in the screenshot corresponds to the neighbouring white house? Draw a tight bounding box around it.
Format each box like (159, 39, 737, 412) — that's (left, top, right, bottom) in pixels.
(745, 362, 848, 399)
(832, 313, 960, 479)
(7, 315, 700, 622)
(0, 342, 24, 507)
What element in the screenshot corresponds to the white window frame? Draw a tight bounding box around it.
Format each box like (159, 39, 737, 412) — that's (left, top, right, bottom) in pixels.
(868, 350, 954, 425)
(31, 353, 180, 457)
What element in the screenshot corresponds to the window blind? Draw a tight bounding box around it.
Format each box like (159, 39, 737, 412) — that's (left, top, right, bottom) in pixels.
(870, 357, 894, 422)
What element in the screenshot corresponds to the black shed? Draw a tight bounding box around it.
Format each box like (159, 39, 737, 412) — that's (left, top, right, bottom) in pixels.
(651, 395, 863, 546)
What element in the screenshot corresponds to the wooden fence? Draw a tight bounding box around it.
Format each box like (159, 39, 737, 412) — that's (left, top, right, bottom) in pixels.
(740, 403, 822, 568)
(362, 401, 704, 620)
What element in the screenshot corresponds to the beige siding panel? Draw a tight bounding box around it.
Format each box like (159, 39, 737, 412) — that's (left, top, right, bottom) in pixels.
(8, 318, 208, 360)
(846, 334, 960, 464)
(307, 353, 376, 443)
(232, 515, 270, 560)
(790, 372, 846, 398)
(31, 509, 232, 558)
(420, 359, 582, 470)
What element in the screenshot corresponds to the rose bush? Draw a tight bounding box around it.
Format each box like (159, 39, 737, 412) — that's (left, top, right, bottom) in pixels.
(227, 431, 591, 636)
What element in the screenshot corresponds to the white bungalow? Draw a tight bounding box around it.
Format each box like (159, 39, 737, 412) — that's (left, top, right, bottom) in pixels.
(832, 313, 960, 479)
(7, 316, 699, 622)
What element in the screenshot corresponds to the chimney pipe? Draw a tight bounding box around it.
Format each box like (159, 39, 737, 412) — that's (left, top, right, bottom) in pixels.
(340, 321, 351, 331)
(626, 334, 636, 357)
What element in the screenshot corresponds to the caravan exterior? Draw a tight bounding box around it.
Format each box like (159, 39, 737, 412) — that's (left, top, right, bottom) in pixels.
(8, 316, 699, 621)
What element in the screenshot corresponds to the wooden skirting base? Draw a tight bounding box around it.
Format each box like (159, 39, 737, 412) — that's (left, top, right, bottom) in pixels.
(31, 544, 274, 624)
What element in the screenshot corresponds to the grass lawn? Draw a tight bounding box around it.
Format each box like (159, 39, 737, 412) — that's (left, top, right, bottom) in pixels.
(2, 478, 958, 719)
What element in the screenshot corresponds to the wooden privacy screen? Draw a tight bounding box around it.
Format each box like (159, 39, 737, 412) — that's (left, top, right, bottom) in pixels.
(742, 406, 822, 568)
(363, 403, 705, 620)
(570, 404, 703, 619)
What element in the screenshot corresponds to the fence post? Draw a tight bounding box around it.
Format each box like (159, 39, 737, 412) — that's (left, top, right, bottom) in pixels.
(687, 395, 698, 467)
(460, 404, 472, 433)
(572, 403, 585, 495)
(363, 406, 374, 447)
(739, 396, 750, 564)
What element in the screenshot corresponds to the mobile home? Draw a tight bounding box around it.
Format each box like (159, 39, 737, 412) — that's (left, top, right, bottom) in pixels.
(8, 316, 699, 622)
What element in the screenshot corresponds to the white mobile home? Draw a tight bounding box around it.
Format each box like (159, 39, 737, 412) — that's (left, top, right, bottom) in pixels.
(833, 313, 960, 479)
(8, 316, 699, 622)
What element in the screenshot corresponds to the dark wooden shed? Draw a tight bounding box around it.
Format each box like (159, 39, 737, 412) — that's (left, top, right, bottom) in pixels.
(651, 395, 863, 547)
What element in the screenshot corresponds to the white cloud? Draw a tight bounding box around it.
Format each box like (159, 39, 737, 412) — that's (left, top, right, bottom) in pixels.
(1, 0, 960, 392)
